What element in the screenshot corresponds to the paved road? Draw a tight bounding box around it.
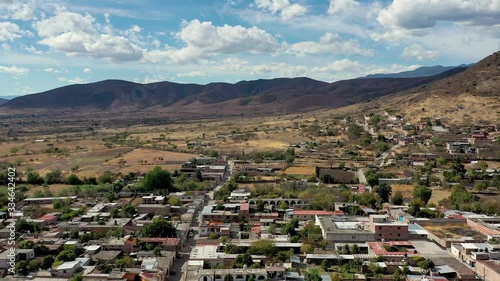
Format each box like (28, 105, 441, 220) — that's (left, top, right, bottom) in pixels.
(168, 160, 234, 280)
(375, 144, 401, 167)
(357, 168, 367, 184)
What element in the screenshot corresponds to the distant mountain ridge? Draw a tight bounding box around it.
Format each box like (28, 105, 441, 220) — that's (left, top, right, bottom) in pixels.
(347, 51, 500, 124)
(0, 95, 19, 100)
(364, 64, 474, 79)
(0, 67, 468, 117)
(0, 98, 7, 106)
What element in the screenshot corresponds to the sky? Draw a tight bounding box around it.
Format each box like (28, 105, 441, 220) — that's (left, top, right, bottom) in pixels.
(1, 0, 500, 96)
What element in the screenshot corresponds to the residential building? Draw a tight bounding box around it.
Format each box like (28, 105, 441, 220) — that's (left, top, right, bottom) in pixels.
(315, 215, 375, 243)
(476, 260, 500, 281)
(369, 215, 409, 241)
(53, 260, 83, 278)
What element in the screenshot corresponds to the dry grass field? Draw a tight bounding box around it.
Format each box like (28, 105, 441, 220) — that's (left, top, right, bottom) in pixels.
(391, 184, 414, 199)
(429, 188, 452, 205)
(284, 166, 316, 176)
(422, 222, 485, 240)
(25, 184, 73, 197)
(392, 185, 451, 204)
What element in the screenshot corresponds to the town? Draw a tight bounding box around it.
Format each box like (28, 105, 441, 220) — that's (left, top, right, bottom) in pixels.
(0, 110, 499, 281)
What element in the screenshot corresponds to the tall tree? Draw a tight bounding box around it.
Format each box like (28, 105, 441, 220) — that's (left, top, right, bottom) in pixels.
(140, 218, 177, 238)
(413, 185, 432, 205)
(248, 240, 277, 257)
(143, 166, 173, 191)
(391, 190, 404, 205)
(304, 268, 322, 281)
(375, 183, 392, 203)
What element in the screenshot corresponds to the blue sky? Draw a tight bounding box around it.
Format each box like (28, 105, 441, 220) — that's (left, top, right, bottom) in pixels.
(1, 0, 500, 96)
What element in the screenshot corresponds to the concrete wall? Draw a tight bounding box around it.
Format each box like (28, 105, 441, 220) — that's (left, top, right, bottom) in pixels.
(476, 261, 500, 281)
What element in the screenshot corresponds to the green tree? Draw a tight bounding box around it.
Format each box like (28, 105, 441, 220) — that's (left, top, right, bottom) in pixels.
(418, 259, 435, 270)
(41, 255, 55, 269)
(474, 182, 488, 191)
(375, 183, 392, 203)
(106, 192, 116, 202)
(478, 160, 489, 171)
(301, 244, 314, 254)
(304, 268, 322, 281)
(235, 253, 253, 268)
(26, 169, 44, 184)
(16, 218, 41, 233)
(71, 275, 83, 281)
(55, 250, 77, 263)
(98, 171, 114, 184)
(392, 269, 401, 281)
(168, 196, 182, 206)
(140, 218, 176, 238)
(332, 273, 341, 281)
(151, 246, 162, 257)
(45, 169, 64, 184)
(279, 201, 289, 209)
(28, 259, 42, 271)
(320, 259, 328, 271)
(143, 166, 173, 191)
(122, 204, 136, 217)
(391, 190, 404, 205)
(224, 243, 244, 254)
(408, 200, 421, 217)
(15, 261, 29, 275)
(366, 173, 379, 187)
(413, 185, 432, 205)
(18, 240, 35, 249)
(351, 244, 360, 254)
(66, 174, 83, 185)
(248, 239, 277, 257)
(209, 232, 219, 239)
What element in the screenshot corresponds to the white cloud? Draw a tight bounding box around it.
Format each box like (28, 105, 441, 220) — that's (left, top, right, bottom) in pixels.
(144, 20, 279, 63)
(312, 59, 365, 73)
(0, 0, 37, 20)
(58, 76, 86, 84)
(177, 71, 207, 78)
(34, 11, 143, 62)
(0, 22, 27, 41)
(0, 65, 30, 76)
(218, 57, 308, 77)
(312, 58, 420, 78)
(43, 67, 65, 73)
(328, 0, 360, 15)
(401, 44, 438, 61)
(254, 0, 307, 21)
(20, 44, 43, 54)
(83, 68, 93, 74)
(287, 32, 374, 57)
(378, 0, 500, 29)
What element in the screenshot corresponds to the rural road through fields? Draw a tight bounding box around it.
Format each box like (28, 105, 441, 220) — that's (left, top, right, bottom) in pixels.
(376, 144, 401, 167)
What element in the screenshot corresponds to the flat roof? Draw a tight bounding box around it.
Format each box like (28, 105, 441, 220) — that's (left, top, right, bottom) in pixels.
(57, 260, 81, 270)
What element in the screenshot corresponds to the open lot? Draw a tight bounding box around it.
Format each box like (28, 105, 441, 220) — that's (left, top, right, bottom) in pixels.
(284, 166, 316, 176)
(422, 222, 486, 240)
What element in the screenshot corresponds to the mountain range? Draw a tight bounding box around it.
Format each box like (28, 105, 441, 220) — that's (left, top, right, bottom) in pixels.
(363, 64, 473, 79)
(0, 68, 467, 116)
(0, 98, 7, 106)
(0, 53, 497, 121)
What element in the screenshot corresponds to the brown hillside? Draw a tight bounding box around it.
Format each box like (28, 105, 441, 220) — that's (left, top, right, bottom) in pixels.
(329, 51, 500, 124)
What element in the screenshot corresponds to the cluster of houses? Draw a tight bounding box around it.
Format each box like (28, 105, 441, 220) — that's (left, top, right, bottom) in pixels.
(0, 191, 207, 281)
(179, 185, 500, 281)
